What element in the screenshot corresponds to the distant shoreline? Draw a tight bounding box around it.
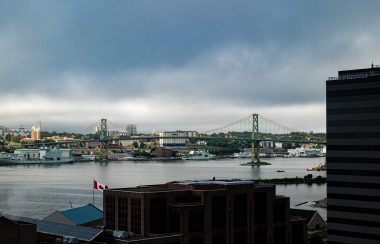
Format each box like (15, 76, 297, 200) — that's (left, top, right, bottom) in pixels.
(254, 175, 326, 185)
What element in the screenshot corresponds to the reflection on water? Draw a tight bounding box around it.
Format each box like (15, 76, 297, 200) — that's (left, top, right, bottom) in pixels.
(0, 157, 326, 219)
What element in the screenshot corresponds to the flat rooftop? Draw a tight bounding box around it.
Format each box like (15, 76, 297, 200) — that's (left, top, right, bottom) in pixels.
(328, 64, 380, 81)
(110, 179, 257, 193)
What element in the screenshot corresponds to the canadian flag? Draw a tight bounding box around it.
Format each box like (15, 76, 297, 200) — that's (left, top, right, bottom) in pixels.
(93, 179, 109, 191)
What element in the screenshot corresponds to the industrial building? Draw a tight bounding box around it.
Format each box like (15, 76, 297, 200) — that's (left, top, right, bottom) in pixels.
(103, 179, 306, 244)
(326, 64, 380, 243)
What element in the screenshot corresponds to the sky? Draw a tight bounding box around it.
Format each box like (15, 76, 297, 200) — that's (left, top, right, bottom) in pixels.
(1, 0, 380, 133)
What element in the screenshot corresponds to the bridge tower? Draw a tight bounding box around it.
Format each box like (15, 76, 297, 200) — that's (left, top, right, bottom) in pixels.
(251, 114, 260, 163)
(99, 118, 108, 161)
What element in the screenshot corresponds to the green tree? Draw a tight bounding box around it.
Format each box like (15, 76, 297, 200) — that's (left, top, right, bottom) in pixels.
(11, 135, 21, 143)
(309, 234, 323, 244)
(132, 141, 139, 148)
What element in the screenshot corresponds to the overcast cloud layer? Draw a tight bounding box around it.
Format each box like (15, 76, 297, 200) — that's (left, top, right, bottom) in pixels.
(1, 0, 380, 132)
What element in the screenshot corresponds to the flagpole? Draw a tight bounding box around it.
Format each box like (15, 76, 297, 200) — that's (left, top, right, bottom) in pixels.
(93, 179, 95, 205)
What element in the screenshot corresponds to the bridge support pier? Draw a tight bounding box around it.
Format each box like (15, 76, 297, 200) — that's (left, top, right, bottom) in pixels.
(251, 114, 260, 163)
(99, 118, 108, 161)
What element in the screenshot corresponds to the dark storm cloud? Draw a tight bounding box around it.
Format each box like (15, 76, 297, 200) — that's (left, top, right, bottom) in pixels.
(1, 0, 380, 130)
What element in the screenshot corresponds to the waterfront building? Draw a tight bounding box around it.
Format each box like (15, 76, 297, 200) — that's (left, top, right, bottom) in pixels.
(326, 64, 380, 243)
(6, 127, 30, 139)
(159, 130, 198, 148)
(126, 124, 137, 135)
(152, 146, 173, 158)
(287, 147, 323, 157)
(103, 179, 306, 244)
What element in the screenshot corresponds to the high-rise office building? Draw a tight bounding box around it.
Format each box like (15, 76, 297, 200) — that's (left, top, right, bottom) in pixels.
(326, 65, 380, 243)
(126, 124, 137, 135)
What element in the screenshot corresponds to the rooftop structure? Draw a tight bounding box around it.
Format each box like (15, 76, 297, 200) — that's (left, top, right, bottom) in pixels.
(328, 64, 380, 80)
(289, 208, 326, 231)
(5, 214, 103, 242)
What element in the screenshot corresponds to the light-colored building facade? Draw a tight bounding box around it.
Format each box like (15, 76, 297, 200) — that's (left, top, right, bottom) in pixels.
(7, 128, 31, 139)
(159, 131, 198, 148)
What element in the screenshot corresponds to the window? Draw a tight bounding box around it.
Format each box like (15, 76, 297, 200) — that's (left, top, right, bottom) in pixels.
(254, 192, 267, 225)
(150, 198, 167, 234)
(212, 234, 226, 244)
(189, 236, 203, 244)
(105, 196, 116, 229)
(118, 197, 128, 231)
(188, 207, 204, 233)
(212, 195, 226, 230)
(131, 198, 141, 234)
(169, 208, 180, 232)
(233, 194, 247, 227)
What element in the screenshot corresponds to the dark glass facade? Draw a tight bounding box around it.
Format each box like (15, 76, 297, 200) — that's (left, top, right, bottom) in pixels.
(327, 66, 380, 243)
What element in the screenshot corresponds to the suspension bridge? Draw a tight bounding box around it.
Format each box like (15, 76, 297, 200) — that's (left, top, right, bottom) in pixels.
(24, 113, 326, 163)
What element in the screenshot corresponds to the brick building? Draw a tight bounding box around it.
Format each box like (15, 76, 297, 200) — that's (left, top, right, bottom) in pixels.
(0, 216, 36, 244)
(104, 179, 306, 244)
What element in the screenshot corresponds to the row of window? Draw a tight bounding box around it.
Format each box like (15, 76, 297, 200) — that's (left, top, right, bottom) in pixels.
(328, 169, 380, 177)
(328, 217, 380, 228)
(327, 87, 380, 98)
(327, 132, 380, 139)
(327, 118, 380, 127)
(328, 229, 380, 241)
(328, 145, 380, 151)
(328, 193, 380, 203)
(327, 94, 380, 103)
(328, 181, 380, 189)
(328, 205, 380, 215)
(327, 106, 380, 115)
(327, 156, 380, 164)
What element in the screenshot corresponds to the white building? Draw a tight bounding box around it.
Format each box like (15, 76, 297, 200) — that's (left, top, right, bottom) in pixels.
(287, 147, 323, 157)
(159, 131, 198, 148)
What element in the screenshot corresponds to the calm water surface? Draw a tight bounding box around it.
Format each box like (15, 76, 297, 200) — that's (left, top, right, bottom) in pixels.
(0, 157, 326, 219)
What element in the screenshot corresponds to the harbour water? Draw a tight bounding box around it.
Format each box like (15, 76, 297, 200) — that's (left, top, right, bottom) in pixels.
(0, 157, 326, 219)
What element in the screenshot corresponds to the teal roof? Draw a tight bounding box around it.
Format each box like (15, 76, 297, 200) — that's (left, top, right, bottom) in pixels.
(5, 214, 103, 242)
(60, 203, 103, 225)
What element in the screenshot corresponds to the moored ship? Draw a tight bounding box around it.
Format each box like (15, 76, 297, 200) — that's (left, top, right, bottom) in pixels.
(183, 150, 215, 160)
(0, 148, 74, 164)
